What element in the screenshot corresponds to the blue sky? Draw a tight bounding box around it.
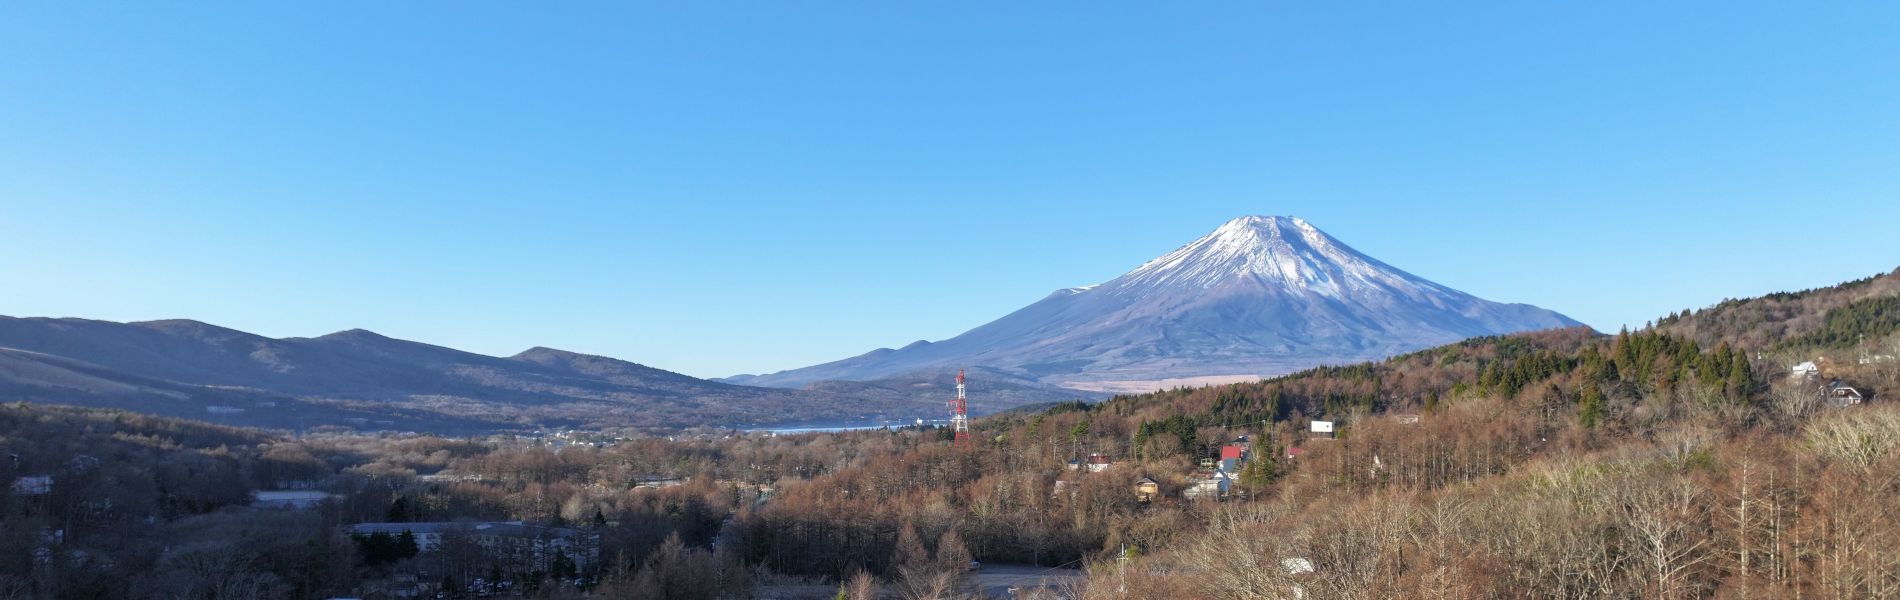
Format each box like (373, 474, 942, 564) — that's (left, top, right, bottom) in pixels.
(2, 3, 1897, 378)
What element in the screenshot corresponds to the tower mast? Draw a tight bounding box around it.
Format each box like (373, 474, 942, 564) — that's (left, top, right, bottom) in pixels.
(950, 369, 970, 447)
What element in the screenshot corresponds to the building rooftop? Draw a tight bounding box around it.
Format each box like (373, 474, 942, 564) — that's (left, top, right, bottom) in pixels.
(9, 475, 52, 496)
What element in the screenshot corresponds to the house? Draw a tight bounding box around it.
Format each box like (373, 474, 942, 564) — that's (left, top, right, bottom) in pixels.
(1310, 420, 1335, 439)
(1183, 471, 1232, 500)
(1825, 380, 1868, 407)
(1792, 361, 1820, 379)
(1134, 477, 1158, 504)
(1067, 453, 1115, 473)
(1219, 445, 1247, 473)
(347, 521, 602, 573)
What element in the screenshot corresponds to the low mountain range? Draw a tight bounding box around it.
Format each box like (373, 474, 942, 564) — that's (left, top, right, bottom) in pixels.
(729, 216, 1583, 392)
(1, 215, 1586, 432)
(0, 317, 1093, 433)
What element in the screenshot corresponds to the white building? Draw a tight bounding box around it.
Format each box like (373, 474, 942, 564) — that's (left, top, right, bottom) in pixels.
(1792, 361, 1820, 379)
(1183, 471, 1232, 500)
(1066, 453, 1115, 473)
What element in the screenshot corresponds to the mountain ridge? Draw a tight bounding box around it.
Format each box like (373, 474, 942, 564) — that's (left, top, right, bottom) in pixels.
(0, 316, 1093, 432)
(729, 215, 1582, 390)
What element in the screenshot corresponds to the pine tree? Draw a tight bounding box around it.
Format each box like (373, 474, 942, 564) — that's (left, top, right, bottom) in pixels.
(1578, 384, 1605, 429)
(1239, 431, 1280, 490)
(357, 531, 393, 565)
(1267, 388, 1289, 421)
(386, 496, 412, 522)
(1726, 352, 1754, 402)
(1613, 327, 1636, 376)
(396, 529, 419, 559)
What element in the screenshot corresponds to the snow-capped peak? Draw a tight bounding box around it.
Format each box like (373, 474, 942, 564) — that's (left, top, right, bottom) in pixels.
(732, 213, 1582, 389)
(1107, 215, 1439, 299)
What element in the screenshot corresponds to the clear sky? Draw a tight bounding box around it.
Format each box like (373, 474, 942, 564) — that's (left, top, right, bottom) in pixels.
(2, 3, 1897, 379)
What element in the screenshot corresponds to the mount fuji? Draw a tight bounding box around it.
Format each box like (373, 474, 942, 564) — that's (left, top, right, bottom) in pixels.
(729, 216, 1583, 392)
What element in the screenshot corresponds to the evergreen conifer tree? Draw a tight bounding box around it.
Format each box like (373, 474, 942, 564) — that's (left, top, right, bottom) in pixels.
(396, 530, 419, 559)
(1239, 430, 1280, 490)
(1578, 384, 1605, 428)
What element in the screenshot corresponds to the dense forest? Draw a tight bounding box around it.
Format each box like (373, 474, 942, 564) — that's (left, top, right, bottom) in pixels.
(0, 269, 1895, 599)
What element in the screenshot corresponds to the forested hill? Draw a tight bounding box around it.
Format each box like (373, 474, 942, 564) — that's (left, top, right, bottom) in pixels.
(1655, 267, 1900, 355)
(1073, 268, 1899, 448)
(1084, 325, 1756, 446)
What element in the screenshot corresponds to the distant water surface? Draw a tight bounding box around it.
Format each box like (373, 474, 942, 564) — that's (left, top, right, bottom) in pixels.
(759, 420, 946, 435)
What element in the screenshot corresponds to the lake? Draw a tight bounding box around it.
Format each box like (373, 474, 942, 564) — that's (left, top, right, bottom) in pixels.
(759, 419, 946, 435)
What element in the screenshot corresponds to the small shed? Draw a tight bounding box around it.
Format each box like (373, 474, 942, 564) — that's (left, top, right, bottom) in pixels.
(1134, 477, 1158, 503)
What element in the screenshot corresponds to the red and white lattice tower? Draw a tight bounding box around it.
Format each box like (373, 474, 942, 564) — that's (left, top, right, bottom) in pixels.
(949, 369, 971, 447)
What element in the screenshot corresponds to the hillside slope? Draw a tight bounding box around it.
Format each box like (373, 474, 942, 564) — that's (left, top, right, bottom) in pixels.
(1656, 268, 1900, 353)
(732, 216, 1580, 390)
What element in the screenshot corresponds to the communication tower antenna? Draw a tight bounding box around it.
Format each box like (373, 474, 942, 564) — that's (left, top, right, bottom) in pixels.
(949, 369, 971, 447)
